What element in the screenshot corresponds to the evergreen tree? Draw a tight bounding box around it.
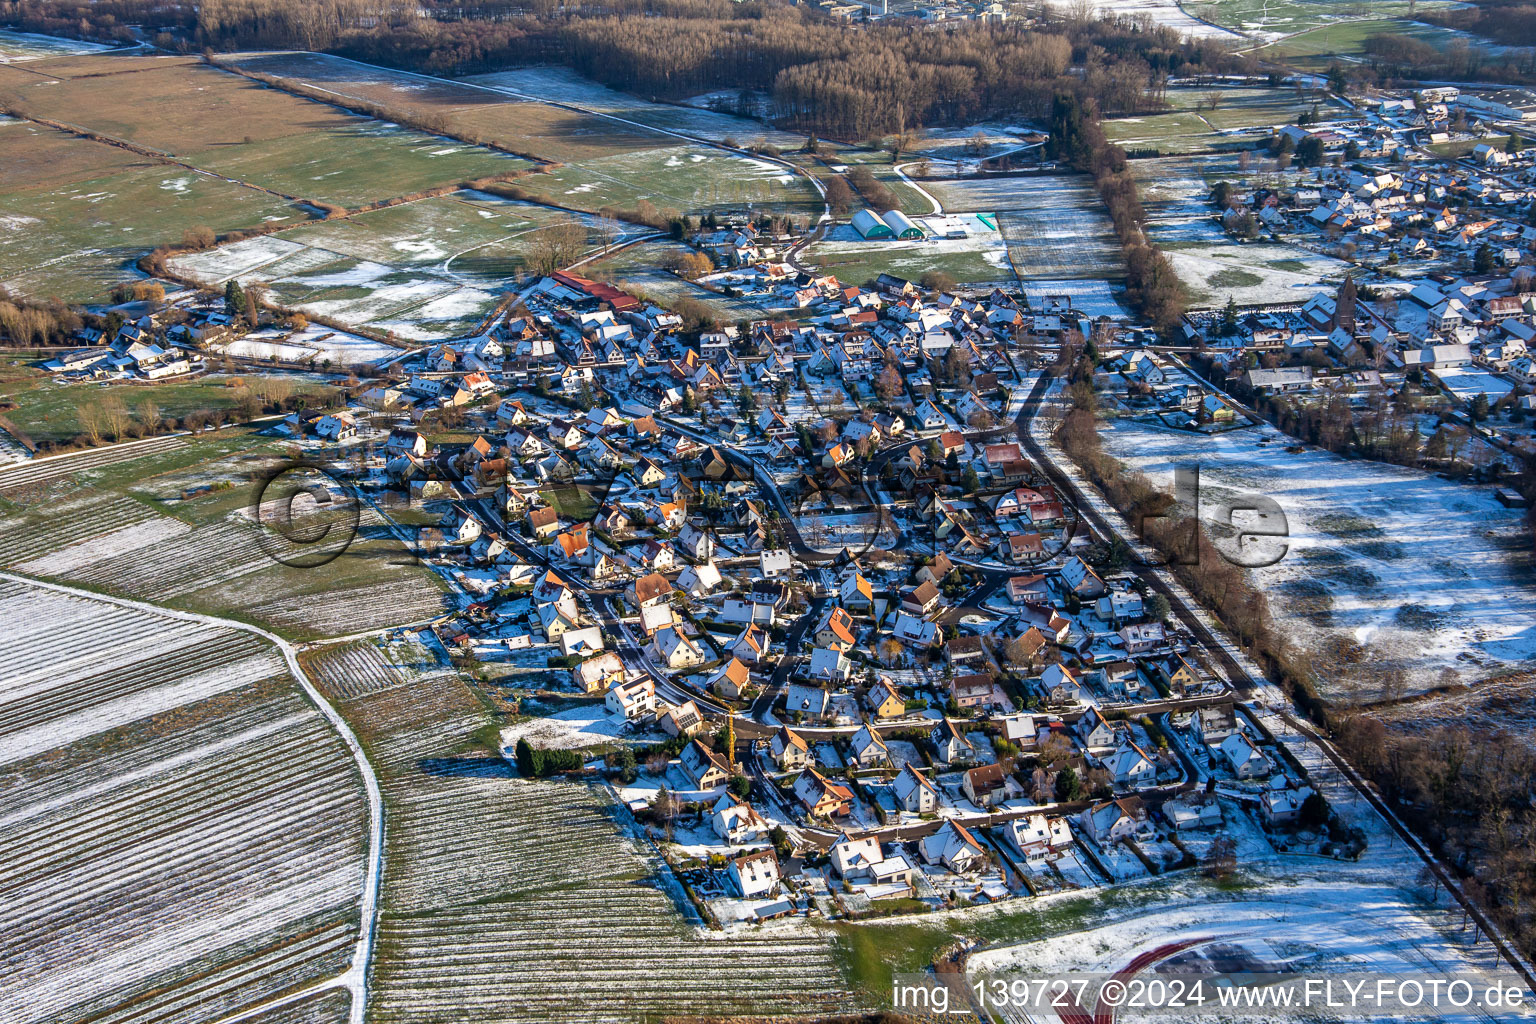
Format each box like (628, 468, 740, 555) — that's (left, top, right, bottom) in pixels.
(224, 280, 247, 316)
(1222, 297, 1240, 335)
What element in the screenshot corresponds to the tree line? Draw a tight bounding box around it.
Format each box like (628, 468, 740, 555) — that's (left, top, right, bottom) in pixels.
(1, 0, 1240, 139)
(1045, 93, 1185, 332)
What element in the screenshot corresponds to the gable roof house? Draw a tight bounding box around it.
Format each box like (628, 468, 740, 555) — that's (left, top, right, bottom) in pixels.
(771, 726, 811, 770)
(727, 848, 780, 898)
(848, 725, 891, 768)
(680, 738, 733, 790)
(711, 795, 768, 845)
(793, 768, 854, 818)
(919, 820, 987, 873)
(891, 764, 939, 814)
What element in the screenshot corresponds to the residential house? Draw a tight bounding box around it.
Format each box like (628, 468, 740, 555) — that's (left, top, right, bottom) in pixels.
(1077, 796, 1147, 844)
(771, 726, 812, 771)
(605, 677, 655, 720)
(892, 764, 939, 814)
(930, 717, 974, 764)
(793, 768, 854, 818)
(919, 820, 988, 873)
(660, 700, 705, 738)
(727, 849, 780, 898)
(865, 678, 905, 720)
(848, 725, 891, 768)
(681, 738, 733, 789)
(653, 626, 706, 669)
(711, 795, 768, 845)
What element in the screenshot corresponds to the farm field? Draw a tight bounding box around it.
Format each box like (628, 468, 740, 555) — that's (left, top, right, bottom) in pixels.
(464, 65, 806, 150)
(925, 175, 1123, 281)
(168, 192, 617, 339)
(1076, 0, 1245, 38)
(1097, 417, 1536, 703)
(800, 216, 1014, 288)
(518, 144, 822, 219)
(0, 27, 113, 61)
(968, 878, 1503, 998)
(0, 430, 452, 641)
(1103, 86, 1327, 155)
(1134, 153, 1349, 306)
(222, 51, 675, 163)
(0, 577, 369, 1024)
(0, 122, 306, 302)
(0, 57, 531, 207)
(1182, 0, 1454, 40)
(306, 667, 861, 1024)
(1253, 16, 1475, 69)
(0, 365, 266, 446)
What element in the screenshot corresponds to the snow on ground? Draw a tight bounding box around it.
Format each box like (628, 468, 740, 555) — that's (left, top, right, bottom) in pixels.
(168, 236, 303, 285)
(499, 704, 633, 750)
(217, 323, 402, 367)
(1022, 279, 1131, 319)
(1162, 242, 1349, 307)
(1098, 417, 1536, 699)
(969, 882, 1502, 982)
(1431, 367, 1516, 405)
(0, 29, 113, 61)
(1077, 0, 1246, 39)
(464, 66, 806, 150)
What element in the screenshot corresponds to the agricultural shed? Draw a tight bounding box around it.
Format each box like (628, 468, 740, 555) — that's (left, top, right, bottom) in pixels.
(851, 209, 895, 239)
(881, 209, 925, 239)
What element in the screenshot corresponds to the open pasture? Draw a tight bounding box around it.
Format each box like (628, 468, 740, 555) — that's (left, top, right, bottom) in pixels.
(170, 192, 624, 338)
(0, 58, 530, 207)
(224, 51, 674, 163)
(1183, 0, 1453, 40)
(0, 28, 113, 62)
(0, 578, 368, 1024)
(0, 123, 305, 302)
(519, 144, 822, 218)
(1132, 153, 1349, 306)
(465, 65, 807, 150)
(1103, 86, 1327, 155)
(1099, 416, 1536, 703)
(923, 174, 1122, 281)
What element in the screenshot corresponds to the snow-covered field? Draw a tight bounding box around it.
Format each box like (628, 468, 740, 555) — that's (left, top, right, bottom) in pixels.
(0, 578, 368, 1024)
(0, 28, 112, 61)
(925, 176, 1123, 281)
(1136, 154, 1350, 306)
(464, 66, 806, 150)
(1022, 279, 1132, 319)
(1078, 0, 1247, 39)
(217, 323, 402, 368)
(166, 193, 608, 340)
(1099, 417, 1536, 699)
(969, 879, 1509, 994)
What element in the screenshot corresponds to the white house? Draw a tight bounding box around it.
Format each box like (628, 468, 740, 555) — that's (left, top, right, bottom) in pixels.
(918, 820, 987, 872)
(711, 795, 768, 844)
(847, 725, 890, 768)
(727, 849, 780, 897)
(891, 764, 938, 814)
(760, 549, 793, 577)
(605, 677, 655, 720)
(1004, 813, 1074, 867)
(1218, 731, 1271, 780)
(653, 626, 706, 669)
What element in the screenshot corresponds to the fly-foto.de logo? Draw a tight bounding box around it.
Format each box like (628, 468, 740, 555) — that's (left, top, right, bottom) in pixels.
(1136, 463, 1290, 569)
